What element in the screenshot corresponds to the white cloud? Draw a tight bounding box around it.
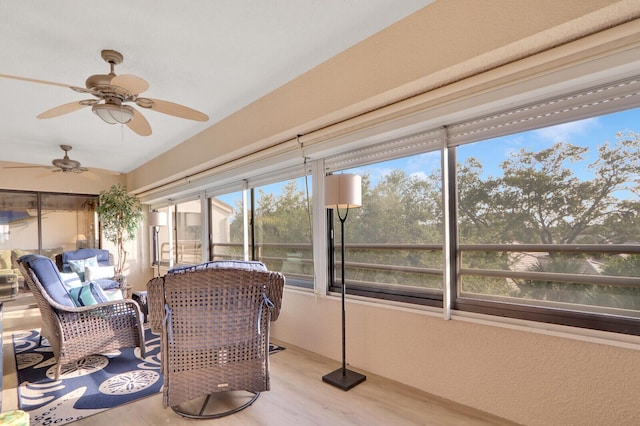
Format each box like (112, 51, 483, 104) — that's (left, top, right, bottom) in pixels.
(409, 171, 428, 181)
(533, 117, 600, 142)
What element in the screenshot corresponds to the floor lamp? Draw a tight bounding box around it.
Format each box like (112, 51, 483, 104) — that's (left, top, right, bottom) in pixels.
(149, 210, 167, 277)
(322, 173, 366, 391)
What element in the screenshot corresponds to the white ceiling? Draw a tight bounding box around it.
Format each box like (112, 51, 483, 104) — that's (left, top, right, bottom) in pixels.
(0, 0, 433, 174)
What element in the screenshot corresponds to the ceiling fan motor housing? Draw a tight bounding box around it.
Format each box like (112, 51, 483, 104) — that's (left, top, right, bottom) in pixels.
(52, 145, 82, 170)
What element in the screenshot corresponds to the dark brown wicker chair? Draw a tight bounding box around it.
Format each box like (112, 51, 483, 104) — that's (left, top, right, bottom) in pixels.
(147, 262, 285, 419)
(17, 255, 146, 379)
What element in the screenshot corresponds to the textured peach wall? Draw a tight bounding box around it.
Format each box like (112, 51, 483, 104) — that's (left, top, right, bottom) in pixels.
(273, 290, 640, 425)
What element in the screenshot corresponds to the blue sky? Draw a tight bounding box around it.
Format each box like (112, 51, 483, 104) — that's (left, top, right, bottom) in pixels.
(458, 107, 639, 180)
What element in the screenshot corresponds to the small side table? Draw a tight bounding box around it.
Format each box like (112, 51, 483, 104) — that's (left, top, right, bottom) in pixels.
(132, 291, 148, 323)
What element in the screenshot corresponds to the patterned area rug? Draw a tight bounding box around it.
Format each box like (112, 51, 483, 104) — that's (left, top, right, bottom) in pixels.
(13, 328, 286, 426)
(13, 327, 162, 426)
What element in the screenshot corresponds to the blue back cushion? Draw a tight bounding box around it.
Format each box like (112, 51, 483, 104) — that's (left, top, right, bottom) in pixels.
(168, 260, 267, 275)
(20, 254, 75, 307)
(62, 248, 111, 272)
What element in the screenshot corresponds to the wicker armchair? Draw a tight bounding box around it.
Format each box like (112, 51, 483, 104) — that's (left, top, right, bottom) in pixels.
(17, 255, 146, 380)
(147, 261, 285, 418)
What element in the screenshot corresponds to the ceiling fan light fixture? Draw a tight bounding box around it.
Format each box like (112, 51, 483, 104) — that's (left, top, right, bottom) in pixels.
(92, 103, 134, 124)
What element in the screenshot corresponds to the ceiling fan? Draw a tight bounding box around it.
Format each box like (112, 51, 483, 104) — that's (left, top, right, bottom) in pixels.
(4, 145, 89, 174)
(50, 145, 89, 173)
(0, 49, 209, 136)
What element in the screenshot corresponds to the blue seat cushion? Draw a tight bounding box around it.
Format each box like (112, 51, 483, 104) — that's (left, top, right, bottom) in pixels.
(168, 260, 267, 275)
(20, 254, 75, 307)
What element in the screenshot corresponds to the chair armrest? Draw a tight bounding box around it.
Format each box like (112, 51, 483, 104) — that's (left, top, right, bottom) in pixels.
(146, 277, 165, 333)
(267, 272, 285, 321)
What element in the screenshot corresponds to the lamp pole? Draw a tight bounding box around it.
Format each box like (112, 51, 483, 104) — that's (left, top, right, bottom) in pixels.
(149, 210, 167, 278)
(322, 174, 366, 391)
(154, 225, 160, 277)
(338, 209, 348, 376)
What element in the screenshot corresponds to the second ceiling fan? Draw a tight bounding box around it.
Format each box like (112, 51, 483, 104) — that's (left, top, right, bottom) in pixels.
(2, 49, 209, 136)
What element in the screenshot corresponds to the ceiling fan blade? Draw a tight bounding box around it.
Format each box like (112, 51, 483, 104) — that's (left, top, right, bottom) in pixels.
(136, 98, 209, 121)
(111, 74, 149, 94)
(0, 73, 73, 89)
(3, 165, 50, 170)
(127, 108, 152, 136)
(38, 101, 91, 119)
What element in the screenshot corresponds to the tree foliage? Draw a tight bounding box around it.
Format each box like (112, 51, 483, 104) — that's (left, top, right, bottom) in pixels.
(96, 183, 143, 275)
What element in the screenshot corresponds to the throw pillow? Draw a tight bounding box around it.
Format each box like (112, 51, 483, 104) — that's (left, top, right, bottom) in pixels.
(84, 265, 115, 281)
(60, 272, 82, 291)
(67, 256, 98, 281)
(102, 288, 124, 302)
(68, 282, 110, 307)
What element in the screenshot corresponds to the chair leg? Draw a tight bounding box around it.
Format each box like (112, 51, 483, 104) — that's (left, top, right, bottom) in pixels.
(54, 363, 62, 381)
(171, 391, 260, 419)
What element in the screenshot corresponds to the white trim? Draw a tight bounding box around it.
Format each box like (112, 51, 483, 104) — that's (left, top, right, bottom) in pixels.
(440, 128, 452, 320)
(312, 159, 328, 295)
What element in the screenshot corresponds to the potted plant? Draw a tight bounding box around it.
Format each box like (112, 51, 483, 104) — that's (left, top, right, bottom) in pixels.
(96, 183, 144, 278)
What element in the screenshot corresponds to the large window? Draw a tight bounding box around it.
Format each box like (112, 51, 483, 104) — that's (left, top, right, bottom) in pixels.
(211, 190, 244, 261)
(0, 191, 39, 254)
(251, 176, 314, 287)
(173, 199, 202, 266)
(41, 193, 98, 254)
(0, 190, 98, 256)
(454, 109, 640, 333)
(145, 71, 640, 336)
(329, 152, 443, 305)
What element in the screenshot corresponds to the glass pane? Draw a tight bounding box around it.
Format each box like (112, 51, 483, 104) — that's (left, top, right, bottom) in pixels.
(211, 191, 245, 261)
(456, 108, 640, 316)
(334, 151, 443, 294)
(0, 191, 38, 254)
(174, 200, 202, 266)
(154, 206, 172, 268)
(41, 193, 98, 257)
(252, 177, 314, 287)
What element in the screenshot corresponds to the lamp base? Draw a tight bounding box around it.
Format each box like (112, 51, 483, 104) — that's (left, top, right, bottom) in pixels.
(322, 368, 366, 391)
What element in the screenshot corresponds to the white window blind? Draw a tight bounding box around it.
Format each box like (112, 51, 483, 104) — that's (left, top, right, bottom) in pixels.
(324, 128, 443, 173)
(447, 76, 640, 147)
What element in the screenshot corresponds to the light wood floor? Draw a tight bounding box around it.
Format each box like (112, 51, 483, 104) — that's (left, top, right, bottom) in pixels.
(1, 304, 518, 425)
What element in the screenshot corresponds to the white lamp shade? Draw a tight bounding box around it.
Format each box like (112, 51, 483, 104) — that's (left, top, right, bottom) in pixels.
(149, 210, 167, 227)
(325, 174, 362, 209)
